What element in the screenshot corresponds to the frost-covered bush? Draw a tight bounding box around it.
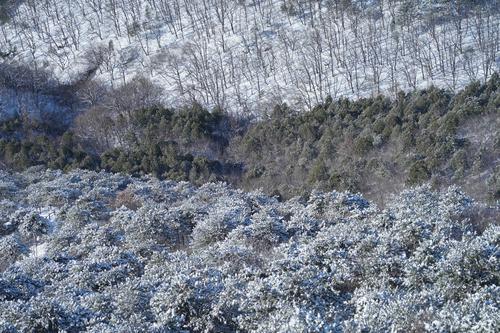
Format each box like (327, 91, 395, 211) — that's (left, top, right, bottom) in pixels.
(17, 212, 49, 242)
(0, 171, 20, 200)
(0, 235, 27, 271)
(0, 169, 498, 332)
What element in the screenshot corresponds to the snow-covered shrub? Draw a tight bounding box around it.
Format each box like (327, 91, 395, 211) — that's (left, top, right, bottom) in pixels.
(17, 212, 49, 242)
(0, 235, 26, 271)
(0, 171, 19, 200)
(0, 200, 18, 236)
(0, 170, 498, 332)
(190, 188, 251, 249)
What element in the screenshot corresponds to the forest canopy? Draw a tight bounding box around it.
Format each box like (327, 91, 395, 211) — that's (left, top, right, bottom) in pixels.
(0, 168, 498, 332)
(1, 74, 498, 203)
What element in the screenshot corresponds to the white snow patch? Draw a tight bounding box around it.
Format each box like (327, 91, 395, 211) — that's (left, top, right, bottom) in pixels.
(29, 241, 48, 258)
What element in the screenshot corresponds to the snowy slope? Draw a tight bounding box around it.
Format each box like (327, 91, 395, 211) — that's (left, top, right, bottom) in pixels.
(0, 0, 499, 113)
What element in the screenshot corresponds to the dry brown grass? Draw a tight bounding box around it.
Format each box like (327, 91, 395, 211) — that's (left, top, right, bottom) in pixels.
(112, 188, 142, 211)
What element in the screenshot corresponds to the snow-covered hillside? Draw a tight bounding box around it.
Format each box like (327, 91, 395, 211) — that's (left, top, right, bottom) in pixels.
(0, 168, 499, 331)
(1, 0, 498, 113)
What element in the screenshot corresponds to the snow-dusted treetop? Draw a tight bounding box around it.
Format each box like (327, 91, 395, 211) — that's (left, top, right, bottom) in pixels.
(0, 168, 498, 332)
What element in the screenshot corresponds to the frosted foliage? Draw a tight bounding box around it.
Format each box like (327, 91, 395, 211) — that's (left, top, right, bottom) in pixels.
(0, 169, 498, 332)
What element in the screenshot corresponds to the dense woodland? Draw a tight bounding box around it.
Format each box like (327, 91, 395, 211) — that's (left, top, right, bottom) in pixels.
(0, 1, 499, 332)
(0, 71, 498, 203)
(0, 169, 498, 331)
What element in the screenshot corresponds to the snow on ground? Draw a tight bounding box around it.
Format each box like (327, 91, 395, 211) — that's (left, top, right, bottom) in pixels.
(0, 1, 498, 114)
(29, 241, 48, 258)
